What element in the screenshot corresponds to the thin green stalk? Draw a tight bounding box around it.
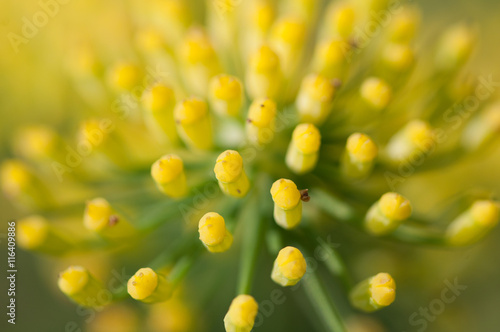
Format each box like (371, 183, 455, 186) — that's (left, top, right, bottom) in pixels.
(311, 187, 356, 222)
(236, 193, 265, 295)
(302, 269, 347, 332)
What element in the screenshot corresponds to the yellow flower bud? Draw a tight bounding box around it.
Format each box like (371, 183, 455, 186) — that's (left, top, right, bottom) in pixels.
(388, 6, 420, 43)
(208, 74, 244, 117)
(342, 133, 378, 178)
(107, 62, 142, 92)
(360, 77, 392, 110)
(381, 43, 414, 72)
(286, 124, 321, 174)
(446, 200, 499, 246)
(296, 74, 337, 124)
(198, 212, 233, 253)
(435, 24, 476, 71)
(0, 159, 53, 209)
(270, 16, 307, 73)
(84, 198, 135, 239)
(324, 2, 356, 39)
(127, 268, 173, 303)
(246, 98, 277, 146)
(241, 0, 276, 57)
(142, 83, 179, 144)
(151, 154, 188, 198)
(88, 305, 140, 332)
(58, 266, 110, 307)
(350, 273, 396, 312)
(224, 294, 259, 332)
(174, 97, 213, 150)
(270, 179, 303, 229)
(246, 45, 282, 99)
(214, 150, 250, 198)
(179, 28, 221, 96)
(14, 125, 60, 161)
(311, 39, 350, 80)
(271, 246, 307, 286)
(385, 120, 435, 163)
(17, 215, 70, 254)
(365, 192, 412, 235)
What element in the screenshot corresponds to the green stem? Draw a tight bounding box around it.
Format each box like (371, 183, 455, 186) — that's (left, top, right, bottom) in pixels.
(302, 269, 347, 332)
(236, 178, 269, 295)
(311, 187, 357, 222)
(168, 251, 200, 287)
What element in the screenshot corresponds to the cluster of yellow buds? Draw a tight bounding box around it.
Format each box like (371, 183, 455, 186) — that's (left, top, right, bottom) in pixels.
(7, 1, 500, 331)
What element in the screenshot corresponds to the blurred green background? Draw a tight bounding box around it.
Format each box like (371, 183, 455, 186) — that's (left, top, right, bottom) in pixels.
(1, 0, 500, 331)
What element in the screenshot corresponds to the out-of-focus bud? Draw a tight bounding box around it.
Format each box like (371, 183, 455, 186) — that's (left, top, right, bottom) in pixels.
(17, 216, 71, 254)
(381, 43, 414, 72)
(360, 77, 392, 111)
(84, 198, 135, 239)
(214, 150, 250, 198)
(311, 39, 351, 80)
(270, 16, 307, 74)
(58, 266, 110, 307)
(435, 24, 476, 72)
(224, 295, 259, 332)
(342, 133, 378, 179)
(323, 2, 356, 39)
(349, 272, 396, 312)
(271, 246, 307, 286)
(198, 212, 233, 253)
(364, 192, 412, 235)
(0, 159, 53, 209)
(208, 74, 244, 117)
(13, 126, 62, 162)
(385, 120, 435, 163)
(445, 200, 499, 246)
(87, 305, 140, 332)
(128, 267, 173, 303)
(179, 28, 221, 96)
(142, 83, 179, 144)
(246, 45, 282, 100)
(388, 6, 420, 43)
(151, 154, 188, 198)
(107, 62, 142, 92)
(241, 0, 275, 56)
(246, 98, 277, 146)
(147, 297, 194, 332)
(295, 74, 338, 125)
(270, 179, 303, 229)
(286, 124, 321, 174)
(174, 97, 213, 150)
(462, 102, 500, 151)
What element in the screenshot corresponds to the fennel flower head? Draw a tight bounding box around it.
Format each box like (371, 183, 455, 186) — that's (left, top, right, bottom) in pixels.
(4, 0, 500, 331)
